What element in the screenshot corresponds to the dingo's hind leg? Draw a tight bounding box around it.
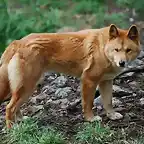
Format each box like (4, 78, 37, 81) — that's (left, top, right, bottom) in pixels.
(6, 53, 23, 128)
(6, 53, 43, 128)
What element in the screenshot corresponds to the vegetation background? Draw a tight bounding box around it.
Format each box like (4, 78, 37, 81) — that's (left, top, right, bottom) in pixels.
(1, 0, 144, 53)
(1, 0, 144, 144)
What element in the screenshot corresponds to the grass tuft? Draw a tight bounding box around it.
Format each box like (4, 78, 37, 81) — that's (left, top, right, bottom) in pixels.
(75, 121, 115, 144)
(6, 118, 66, 144)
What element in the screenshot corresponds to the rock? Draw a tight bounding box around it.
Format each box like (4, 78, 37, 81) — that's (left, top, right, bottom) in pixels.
(128, 81, 139, 88)
(128, 59, 143, 68)
(66, 98, 81, 111)
(71, 114, 82, 121)
(93, 96, 122, 109)
(128, 112, 137, 118)
(137, 49, 144, 59)
(51, 98, 68, 105)
(30, 105, 44, 113)
(140, 98, 144, 105)
(55, 87, 72, 98)
(46, 99, 53, 103)
(44, 71, 56, 77)
(113, 85, 122, 93)
(93, 96, 103, 110)
(36, 72, 56, 87)
(126, 72, 135, 77)
(122, 71, 135, 77)
(93, 96, 101, 105)
(77, 85, 81, 93)
(52, 76, 67, 87)
(113, 85, 132, 94)
(112, 97, 122, 107)
(42, 85, 56, 95)
(47, 76, 56, 82)
(30, 97, 37, 104)
(0, 115, 4, 127)
(51, 98, 69, 109)
(30, 93, 47, 104)
(0, 104, 5, 115)
(124, 113, 131, 121)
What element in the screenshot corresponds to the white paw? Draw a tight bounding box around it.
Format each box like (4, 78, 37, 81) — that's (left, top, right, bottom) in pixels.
(107, 111, 123, 120)
(90, 115, 102, 122)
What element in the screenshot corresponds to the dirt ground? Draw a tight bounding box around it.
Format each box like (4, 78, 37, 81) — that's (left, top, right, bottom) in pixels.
(1, 70, 144, 141)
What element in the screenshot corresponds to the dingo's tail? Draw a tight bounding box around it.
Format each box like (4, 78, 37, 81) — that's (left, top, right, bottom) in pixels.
(0, 64, 10, 104)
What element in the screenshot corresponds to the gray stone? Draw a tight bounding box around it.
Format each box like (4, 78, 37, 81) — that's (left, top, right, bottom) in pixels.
(30, 93, 47, 104)
(128, 59, 143, 68)
(77, 85, 81, 93)
(29, 105, 44, 114)
(46, 99, 53, 104)
(128, 81, 139, 88)
(125, 72, 135, 77)
(140, 98, 144, 105)
(94, 96, 102, 105)
(128, 112, 136, 118)
(47, 76, 56, 82)
(124, 113, 131, 121)
(55, 87, 72, 98)
(137, 50, 144, 59)
(93, 96, 103, 110)
(44, 71, 56, 77)
(52, 76, 67, 87)
(93, 96, 122, 109)
(112, 97, 122, 107)
(52, 98, 69, 109)
(113, 85, 132, 94)
(42, 85, 56, 95)
(113, 85, 123, 93)
(0, 115, 4, 125)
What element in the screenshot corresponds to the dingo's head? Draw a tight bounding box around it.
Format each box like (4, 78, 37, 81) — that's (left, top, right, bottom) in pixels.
(105, 24, 140, 67)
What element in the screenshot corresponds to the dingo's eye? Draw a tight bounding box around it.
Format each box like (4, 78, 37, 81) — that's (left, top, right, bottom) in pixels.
(115, 49, 119, 52)
(126, 48, 131, 53)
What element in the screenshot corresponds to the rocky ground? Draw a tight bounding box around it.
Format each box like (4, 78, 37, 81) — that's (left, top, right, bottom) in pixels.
(1, 45, 144, 141)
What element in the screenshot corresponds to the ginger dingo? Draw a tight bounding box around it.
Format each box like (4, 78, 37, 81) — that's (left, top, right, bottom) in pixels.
(0, 24, 140, 128)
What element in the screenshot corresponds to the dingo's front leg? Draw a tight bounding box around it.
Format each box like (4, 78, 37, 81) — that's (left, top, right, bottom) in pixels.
(81, 73, 102, 122)
(99, 80, 123, 120)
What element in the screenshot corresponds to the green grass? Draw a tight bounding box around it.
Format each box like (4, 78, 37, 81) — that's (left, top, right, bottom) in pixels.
(5, 118, 66, 144)
(0, 0, 129, 53)
(2, 118, 144, 144)
(2, 0, 144, 54)
(75, 121, 115, 144)
(74, 121, 144, 144)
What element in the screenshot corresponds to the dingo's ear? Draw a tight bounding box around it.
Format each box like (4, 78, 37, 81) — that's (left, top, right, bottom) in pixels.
(127, 25, 139, 43)
(109, 24, 119, 39)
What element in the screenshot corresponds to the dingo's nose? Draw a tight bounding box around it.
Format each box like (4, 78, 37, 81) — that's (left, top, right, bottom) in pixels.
(119, 60, 125, 67)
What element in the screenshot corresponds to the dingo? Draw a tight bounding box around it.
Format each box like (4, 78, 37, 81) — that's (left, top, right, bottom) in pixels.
(0, 24, 140, 128)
